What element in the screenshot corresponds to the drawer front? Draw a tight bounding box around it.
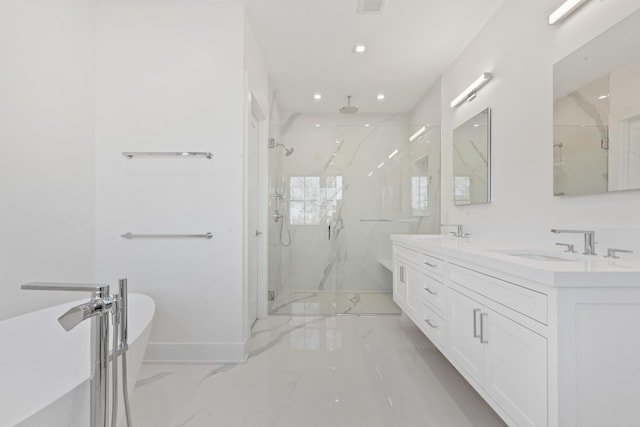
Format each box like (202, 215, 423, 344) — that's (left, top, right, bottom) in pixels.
(419, 303, 446, 348)
(421, 272, 446, 314)
(421, 252, 446, 277)
(394, 244, 423, 268)
(449, 264, 548, 324)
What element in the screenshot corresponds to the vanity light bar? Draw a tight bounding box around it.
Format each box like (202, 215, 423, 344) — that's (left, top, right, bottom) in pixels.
(548, 0, 590, 25)
(450, 72, 492, 108)
(409, 126, 426, 142)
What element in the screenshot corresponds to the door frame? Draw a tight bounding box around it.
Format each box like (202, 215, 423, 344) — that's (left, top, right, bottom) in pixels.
(243, 86, 269, 337)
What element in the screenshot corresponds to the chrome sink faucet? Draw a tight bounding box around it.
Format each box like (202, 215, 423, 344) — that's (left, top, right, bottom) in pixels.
(551, 229, 597, 255)
(441, 223, 467, 238)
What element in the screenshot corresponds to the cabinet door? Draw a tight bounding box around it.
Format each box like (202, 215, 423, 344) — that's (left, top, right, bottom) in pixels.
(406, 266, 424, 319)
(448, 288, 484, 383)
(484, 310, 547, 427)
(393, 262, 408, 309)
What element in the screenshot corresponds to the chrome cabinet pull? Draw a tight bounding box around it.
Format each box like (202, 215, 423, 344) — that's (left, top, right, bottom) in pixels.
(480, 312, 489, 344)
(473, 308, 481, 338)
(424, 287, 438, 296)
(425, 319, 438, 329)
(399, 266, 406, 283)
(424, 261, 437, 268)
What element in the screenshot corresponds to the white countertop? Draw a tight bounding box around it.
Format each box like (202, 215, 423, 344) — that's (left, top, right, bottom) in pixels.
(391, 234, 640, 287)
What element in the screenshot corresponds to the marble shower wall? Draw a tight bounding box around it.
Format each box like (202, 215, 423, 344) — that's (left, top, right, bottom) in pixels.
(269, 113, 440, 296)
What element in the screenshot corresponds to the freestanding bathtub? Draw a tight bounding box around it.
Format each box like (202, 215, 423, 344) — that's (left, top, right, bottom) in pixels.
(0, 293, 155, 427)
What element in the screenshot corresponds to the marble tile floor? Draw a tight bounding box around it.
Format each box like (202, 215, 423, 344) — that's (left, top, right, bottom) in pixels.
(269, 291, 401, 316)
(131, 314, 505, 427)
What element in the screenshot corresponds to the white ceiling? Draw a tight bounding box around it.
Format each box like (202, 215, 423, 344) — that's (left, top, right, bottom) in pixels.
(243, 0, 504, 116)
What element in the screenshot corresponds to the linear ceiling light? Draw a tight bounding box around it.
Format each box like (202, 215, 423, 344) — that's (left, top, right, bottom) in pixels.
(409, 125, 426, 142)
(548, 0, 590, 25)
(388, 149, 399, 159)
(450, 72, 492, 108)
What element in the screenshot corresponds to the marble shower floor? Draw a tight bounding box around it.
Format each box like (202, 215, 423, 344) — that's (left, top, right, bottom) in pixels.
(131, 315, 505, 427)
(269, 291, 401, 315)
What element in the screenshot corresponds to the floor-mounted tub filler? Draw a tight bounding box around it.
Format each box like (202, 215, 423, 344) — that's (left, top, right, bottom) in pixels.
(2, 280, 154, 427)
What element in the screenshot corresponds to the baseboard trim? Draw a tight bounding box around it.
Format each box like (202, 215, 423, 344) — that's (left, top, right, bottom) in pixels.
(143, 340, 248, 364)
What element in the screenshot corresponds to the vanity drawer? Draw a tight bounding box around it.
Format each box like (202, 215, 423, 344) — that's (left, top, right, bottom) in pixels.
(449, 264, 548, 324)
(421, 252, 446, 277)
(394, 244, 423, 267)
(421, 272, 446, 314)
(419, 303, 446, 348)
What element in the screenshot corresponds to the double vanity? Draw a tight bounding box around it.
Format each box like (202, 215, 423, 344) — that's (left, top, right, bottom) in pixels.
(391, 234, 640, 427)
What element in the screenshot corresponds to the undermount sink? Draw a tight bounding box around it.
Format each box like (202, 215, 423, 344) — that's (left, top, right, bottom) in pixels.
(491, 249, 580, 262)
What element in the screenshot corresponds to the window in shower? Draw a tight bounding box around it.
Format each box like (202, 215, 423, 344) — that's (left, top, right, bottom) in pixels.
(454, 175, 471, 205)
(289, 175, 342, 225)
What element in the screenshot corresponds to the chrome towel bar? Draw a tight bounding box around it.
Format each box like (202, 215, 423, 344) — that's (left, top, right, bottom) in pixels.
(121, 152, 213, 159)
(121, 232, 213, 240)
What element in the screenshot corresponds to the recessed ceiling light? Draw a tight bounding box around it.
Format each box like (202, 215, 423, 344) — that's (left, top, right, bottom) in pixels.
(368, 171, 373, 177)
(377, 93, 385, 100)
(315, 124, 321, 127)
(473, 124, 480, 127)
(332, 153, 336, 157)
(314, 93, 322, 100)
(364, 124, 370, 127)
(353, 44, 366, 53)
(598, 94, 609, 99)
(335, 139, 341, 144)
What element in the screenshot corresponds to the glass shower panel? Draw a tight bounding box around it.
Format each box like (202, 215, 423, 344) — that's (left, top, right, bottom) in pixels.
(268, 114, 441, 315)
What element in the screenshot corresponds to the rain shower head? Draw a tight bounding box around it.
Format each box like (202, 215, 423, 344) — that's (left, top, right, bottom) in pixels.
(283, 146, 295, 156)
(339, 95, 359, 114)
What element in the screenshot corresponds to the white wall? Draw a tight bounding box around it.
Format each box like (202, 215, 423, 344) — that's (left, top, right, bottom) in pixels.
(0, 0, 96, 320)
(435, 0, 640, 251)
(95, 1, 257, 362)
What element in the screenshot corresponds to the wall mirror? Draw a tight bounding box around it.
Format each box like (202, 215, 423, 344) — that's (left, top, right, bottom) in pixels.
(553, 9, 640, 196)
(452, 108, 491, 205)
(412, 154, 429, 216)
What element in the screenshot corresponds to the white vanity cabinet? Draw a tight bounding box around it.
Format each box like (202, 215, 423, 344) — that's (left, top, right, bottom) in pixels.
(393, 245, 448, 352)
(448, 285, 547, 427)
(391, 235, 640, 427)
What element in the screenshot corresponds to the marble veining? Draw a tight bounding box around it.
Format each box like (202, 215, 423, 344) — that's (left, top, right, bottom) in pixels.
(135, 371, 174, 389)
(568, 91, 608, 143)
(131, 315, 505, 426)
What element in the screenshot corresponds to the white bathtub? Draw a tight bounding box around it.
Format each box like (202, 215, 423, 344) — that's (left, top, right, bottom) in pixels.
(0, 293, 155, 427)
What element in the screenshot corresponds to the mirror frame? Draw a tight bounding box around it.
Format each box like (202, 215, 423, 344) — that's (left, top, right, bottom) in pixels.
(452, 108, 491, 206)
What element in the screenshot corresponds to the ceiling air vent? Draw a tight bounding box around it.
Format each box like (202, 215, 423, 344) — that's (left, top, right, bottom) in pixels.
(357, 0, 385, 14)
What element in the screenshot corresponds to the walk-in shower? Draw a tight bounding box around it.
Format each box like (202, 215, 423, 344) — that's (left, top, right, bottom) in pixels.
(267, 114, 441, 316)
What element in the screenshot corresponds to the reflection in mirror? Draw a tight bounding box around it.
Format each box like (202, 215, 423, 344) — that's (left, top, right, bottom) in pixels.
(553, 9, 640, 196)
(412, 154, 429, 216)
(452, 108, 491, 205)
